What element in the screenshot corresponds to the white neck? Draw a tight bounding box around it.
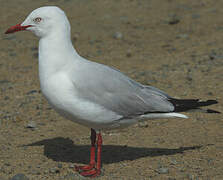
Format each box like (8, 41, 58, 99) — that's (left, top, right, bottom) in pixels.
(38, 30, 80, 81)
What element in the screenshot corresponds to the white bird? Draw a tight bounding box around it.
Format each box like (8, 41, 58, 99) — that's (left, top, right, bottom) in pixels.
(5, 6, 219, 178)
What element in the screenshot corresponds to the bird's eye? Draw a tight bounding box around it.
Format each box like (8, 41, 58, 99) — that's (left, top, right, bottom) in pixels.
(34, 17, 42, 23)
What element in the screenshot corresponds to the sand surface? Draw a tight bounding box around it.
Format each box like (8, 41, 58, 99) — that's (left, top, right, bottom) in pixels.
(0, 0, 222, 179)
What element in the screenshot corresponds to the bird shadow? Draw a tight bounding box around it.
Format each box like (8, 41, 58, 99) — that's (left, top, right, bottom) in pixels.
(23, 137, 205, 164)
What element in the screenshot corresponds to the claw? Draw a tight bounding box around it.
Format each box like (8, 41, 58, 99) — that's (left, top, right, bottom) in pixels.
(80, 168, 101, 178)
(75, 163, 95, 171)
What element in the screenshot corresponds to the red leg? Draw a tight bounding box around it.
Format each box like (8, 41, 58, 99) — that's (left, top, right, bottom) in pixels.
(75, 128, 96, 171)
(80, 132, 102, 178)
(96, 133, 102, 170)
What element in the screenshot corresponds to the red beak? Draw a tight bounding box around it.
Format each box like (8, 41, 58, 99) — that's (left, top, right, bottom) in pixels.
(5, 24, 32, 34)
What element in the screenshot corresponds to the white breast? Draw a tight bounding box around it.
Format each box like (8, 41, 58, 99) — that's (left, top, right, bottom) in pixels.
(40, 71, 122, 129)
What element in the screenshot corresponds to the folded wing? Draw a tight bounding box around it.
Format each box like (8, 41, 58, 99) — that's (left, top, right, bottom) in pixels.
(72, 61, 174, 118)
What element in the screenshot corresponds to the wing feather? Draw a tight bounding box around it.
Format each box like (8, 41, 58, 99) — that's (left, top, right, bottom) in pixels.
(71, 60, 174, 118)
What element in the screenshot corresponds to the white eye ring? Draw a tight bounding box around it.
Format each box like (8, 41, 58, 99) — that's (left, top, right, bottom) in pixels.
(34, 17, 42, 23)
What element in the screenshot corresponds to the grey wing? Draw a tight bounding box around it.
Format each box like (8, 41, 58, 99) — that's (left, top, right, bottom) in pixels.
(143, 85, 171, 98)
(73, 61, 174, 118)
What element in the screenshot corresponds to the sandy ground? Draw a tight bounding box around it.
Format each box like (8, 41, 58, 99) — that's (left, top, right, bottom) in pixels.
(0, 0, 223, 179)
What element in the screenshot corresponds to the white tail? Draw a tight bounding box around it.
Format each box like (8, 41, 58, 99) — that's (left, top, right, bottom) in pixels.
(141, 112, 188, 119)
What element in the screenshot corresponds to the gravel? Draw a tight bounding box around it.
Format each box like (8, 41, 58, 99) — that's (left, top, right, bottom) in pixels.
(60, 172, 84, 180)
(10, 174, 29, 180)
(187, 174, 199, 180)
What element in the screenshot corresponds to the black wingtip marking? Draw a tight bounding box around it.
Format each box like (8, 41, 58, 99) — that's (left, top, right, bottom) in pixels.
(169, 98, 220, 113)
(207, 109, 221, 114)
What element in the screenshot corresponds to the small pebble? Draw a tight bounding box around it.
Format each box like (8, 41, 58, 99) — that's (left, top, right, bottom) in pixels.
(10, 174, 29, 180)
(33, 52, 38, 59)
(126, 50, 132, 57)
(119, 16, 128, 23)
(103, 14, 112, 20)
(9, 52, 17, 57)
(186, 75, 193, 82)
(4, 163, 10, 166)
(4, 96, 10, 100)
(26, 121, 37, 129)
(49, 167, 59, 173)
(58, 163, 63, 168)
(26, 90, 38, 95)
(176, 34, 189, 39)
(157, 167, 169, 174)
(62, 172, 80, 180)
(4, 35, 16, 40)
(69, 164, 75, 168)
(191, 14, 200, 19)
(0, 80, 10, 84)
(187, 174, 199, 180)
(207, 92, 213, 96)
(30, 47, 38, 51)
(168, 14, 181, 25)
(31, 170, 41, 175)
(72, 33, 79, 43)
(113, 32, 123, 39)
(170, 159, 178, 165)
(138, 121, 148, 128)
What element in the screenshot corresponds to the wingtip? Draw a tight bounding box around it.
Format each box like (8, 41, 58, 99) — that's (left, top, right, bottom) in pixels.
(206, 99, 218, 105)
(207, 109, 221, 114)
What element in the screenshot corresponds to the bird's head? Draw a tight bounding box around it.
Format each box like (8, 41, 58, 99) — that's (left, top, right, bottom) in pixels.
(5, 6, 70, 38)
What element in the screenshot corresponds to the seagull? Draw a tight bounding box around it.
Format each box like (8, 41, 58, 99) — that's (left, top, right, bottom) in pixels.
(5, 6, 219, 178)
